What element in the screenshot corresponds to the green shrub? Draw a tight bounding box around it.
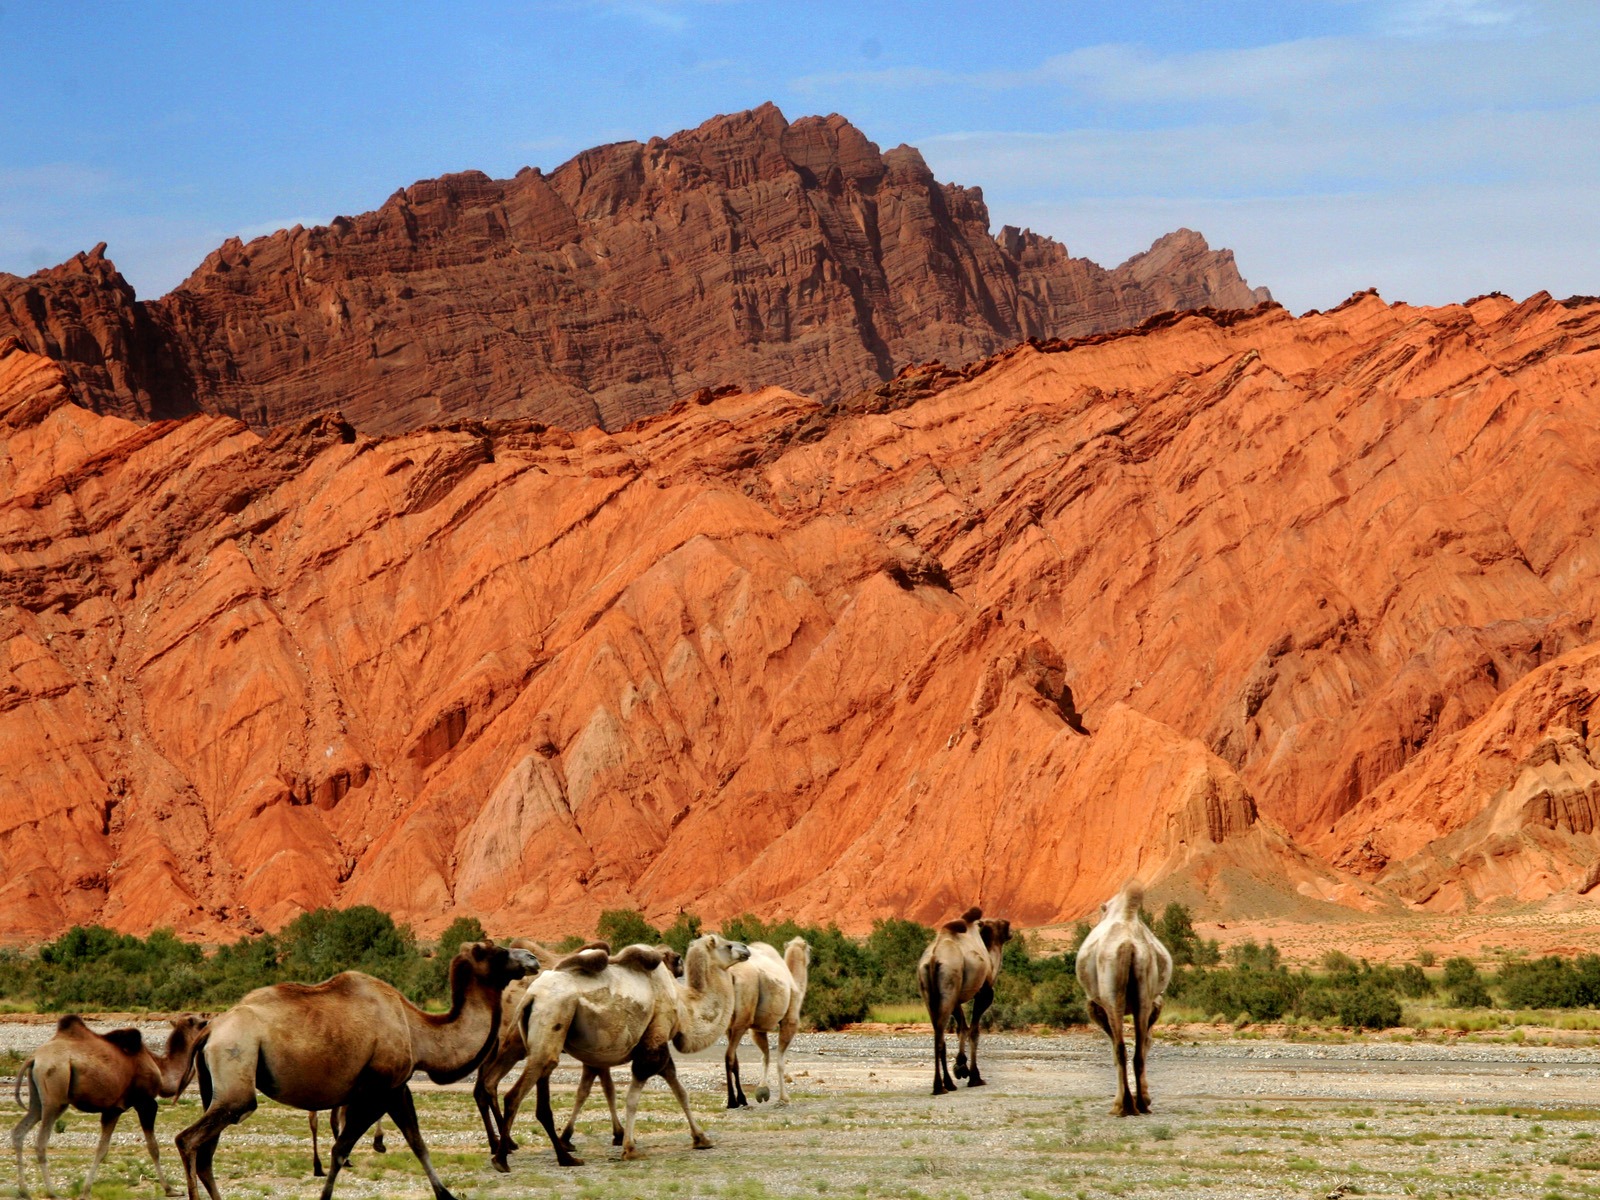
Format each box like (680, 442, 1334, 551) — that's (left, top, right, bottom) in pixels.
(1337, 983, 1403, 1029)
(596, 909, 661, 949)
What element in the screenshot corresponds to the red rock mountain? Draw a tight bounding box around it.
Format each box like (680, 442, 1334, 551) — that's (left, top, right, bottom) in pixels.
(0, 104, 1267, 435)
(4, 288, 1599, 940)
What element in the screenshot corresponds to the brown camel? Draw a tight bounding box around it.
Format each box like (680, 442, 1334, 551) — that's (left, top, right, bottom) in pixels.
(1075, 881, 1173, 1116)
(11, 1013, 207, 1199)
(496, 934, 750, 1166)
(307, 1109, 384, 1177)
(474, 940, 683, 1163)
(917, 906, 1012, 1095)
(175, 940, 537, 1200)
(724, 937, 810, 1108)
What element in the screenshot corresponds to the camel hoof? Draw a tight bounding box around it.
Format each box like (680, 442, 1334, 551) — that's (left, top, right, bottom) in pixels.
(967, 1075, 986, 1088)
(313, 1165, 325, 1178)
(692, 1135, 714, 1150)
(754, 1086, 770, 1104)
(372, 1135, 386, 1153)
(559, 1152, 587, 1167)
(953, 1064, 969, 1079)
(491, 1155, 511, 1174)
(620, 1147, 640, 1162)
(612, 1131, 624, 1146)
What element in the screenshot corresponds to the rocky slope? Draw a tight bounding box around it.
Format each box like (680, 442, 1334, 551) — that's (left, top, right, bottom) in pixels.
(3, 287, 1599, 940)
(0, 105, 1267, 436)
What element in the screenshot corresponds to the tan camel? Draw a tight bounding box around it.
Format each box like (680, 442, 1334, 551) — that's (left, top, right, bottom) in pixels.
(724, 937, 810, 1108)
(474, 940, 684, 1163)
(918, 906, 1011, 1095)
(11, 1013, 207, 1198)
(495, 934, 750, 1166)
(175, 941, 537, 1200)
(307, 1108, 384, 1177)
(1075, 881, 1173, 1116)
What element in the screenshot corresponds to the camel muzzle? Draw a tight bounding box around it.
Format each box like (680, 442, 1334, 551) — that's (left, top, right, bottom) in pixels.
(508, 948, 541, 977)
(731, 942, 752, 963)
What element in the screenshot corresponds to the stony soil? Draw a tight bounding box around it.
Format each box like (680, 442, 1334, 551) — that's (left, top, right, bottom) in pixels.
(8, 1024, 1600, 1199)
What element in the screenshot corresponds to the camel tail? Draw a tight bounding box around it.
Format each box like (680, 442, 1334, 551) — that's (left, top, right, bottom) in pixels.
(193, 1034, 213, 1109)
(1116, 940, 1138, 1016)
(12, 1056, 33, 1108)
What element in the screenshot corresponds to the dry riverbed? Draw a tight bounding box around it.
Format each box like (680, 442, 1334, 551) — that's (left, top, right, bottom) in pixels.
(8, 1024, 1600, 1199)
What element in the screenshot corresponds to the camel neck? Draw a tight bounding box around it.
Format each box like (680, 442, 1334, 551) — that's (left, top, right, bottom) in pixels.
(407, 964, 502, 1084)
(672, 945, 733, 1054)
(153, 1029, 200, 1096)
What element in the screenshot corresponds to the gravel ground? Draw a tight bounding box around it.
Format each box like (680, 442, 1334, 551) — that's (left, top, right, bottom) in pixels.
(7, 1022, 1600, 1199)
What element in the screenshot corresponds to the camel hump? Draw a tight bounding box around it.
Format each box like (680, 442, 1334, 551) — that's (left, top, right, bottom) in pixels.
(54, 1014, 89, 1035)
(942, 919, 969, 934)
(960, 906, 983, 922)
(556, 947, 611, 974)
(610, 945, 665, 973)
(103, 1027, 145, 1056)
(1122, 880, 1145, 911)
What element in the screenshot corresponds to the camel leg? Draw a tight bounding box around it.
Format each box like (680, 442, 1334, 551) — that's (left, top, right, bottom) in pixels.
(310, 1112, 324, 1177)
(497, 1057, 542, 1165)
(774, 1017, 797, 1105)
(380, 1085, 454, 1200)
(724, 1027, 748, 1109)
(533, 1073, 583, 1167)
(1134, 997, 1161, 1114)
(659, 1054, 712, 1151)
(966, 982, 993, 1088)
(619, 1075, 646, 1162)
(135, 1098, 174, 1197)
(314, 1091, 384, 1200)
(370, 1120, 385, 1155)
(1103, 1002, 1134, 1117)
(176, 1066, 258, 1200)
(557, 1067, 597, 1150)
(11, 1063, 42, 1199)
(597, 1069, 624, 1146)
(32, 1097, 66, 1200)
(930, 1010, 956, 1096)
(952, 1004, 970, 1079)
(81, 1110, 119, 1198)
(473, 1051, 517, 1166)
(751, 1029, 772, 1104)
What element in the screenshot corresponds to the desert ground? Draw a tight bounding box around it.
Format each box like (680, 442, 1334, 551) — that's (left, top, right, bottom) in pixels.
(9, 1022, 1600, 1200)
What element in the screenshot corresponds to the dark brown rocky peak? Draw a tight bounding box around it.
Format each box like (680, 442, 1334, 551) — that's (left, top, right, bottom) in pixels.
(0, 104, 1272, 435)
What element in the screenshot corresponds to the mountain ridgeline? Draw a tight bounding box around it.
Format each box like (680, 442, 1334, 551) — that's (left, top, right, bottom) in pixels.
(0, 103, 1268, 435)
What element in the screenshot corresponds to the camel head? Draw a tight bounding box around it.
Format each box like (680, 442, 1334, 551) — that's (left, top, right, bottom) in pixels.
(654, 943, 685, 978)
(696, 933, 752, 970)
(977, 918, 1012, 950)
(456, 940, 541, 989)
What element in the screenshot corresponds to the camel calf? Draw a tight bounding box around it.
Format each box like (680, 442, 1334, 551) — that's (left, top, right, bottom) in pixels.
(1075, 881, 1173, 1116)
(11, 1013, 207, 1199)
(918, 907, 1011, 1095)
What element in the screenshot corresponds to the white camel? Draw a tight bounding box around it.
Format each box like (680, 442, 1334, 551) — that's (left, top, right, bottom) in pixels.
(1075, 881, 1173, 1116)
(724, 937, 810, 1107)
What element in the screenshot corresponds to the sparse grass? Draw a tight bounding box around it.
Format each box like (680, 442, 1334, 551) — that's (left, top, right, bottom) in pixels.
(865, 1004, 926, 1025)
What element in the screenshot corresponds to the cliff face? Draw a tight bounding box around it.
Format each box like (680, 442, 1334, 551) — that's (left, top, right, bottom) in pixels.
(5, 288, 1599, 940)
(0, 105, 1268, 436)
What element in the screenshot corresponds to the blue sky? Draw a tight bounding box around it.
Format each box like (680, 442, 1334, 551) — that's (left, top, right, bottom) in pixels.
(1, 0, 1595, 312)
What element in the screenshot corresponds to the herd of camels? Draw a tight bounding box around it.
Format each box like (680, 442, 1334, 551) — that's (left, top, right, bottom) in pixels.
(9, 883, 1170, 1200)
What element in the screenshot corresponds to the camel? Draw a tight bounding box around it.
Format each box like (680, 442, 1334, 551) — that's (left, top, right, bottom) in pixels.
(473, 940, 684, 1163)
(495, 933, 750, 1166)
(307, 1109, 384, 1177)
(175, 940, 537, 1200)
(918, 906, 1012, 1095)
(1075, 881, 1173, 1116)
(724, 937, 810, 1108)
(11, 1013, 207, 1199)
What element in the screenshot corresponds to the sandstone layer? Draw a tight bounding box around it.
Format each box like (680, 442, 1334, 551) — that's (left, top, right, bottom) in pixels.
(0, 105, 1267, 436)
(3, 288, 1599, 939)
